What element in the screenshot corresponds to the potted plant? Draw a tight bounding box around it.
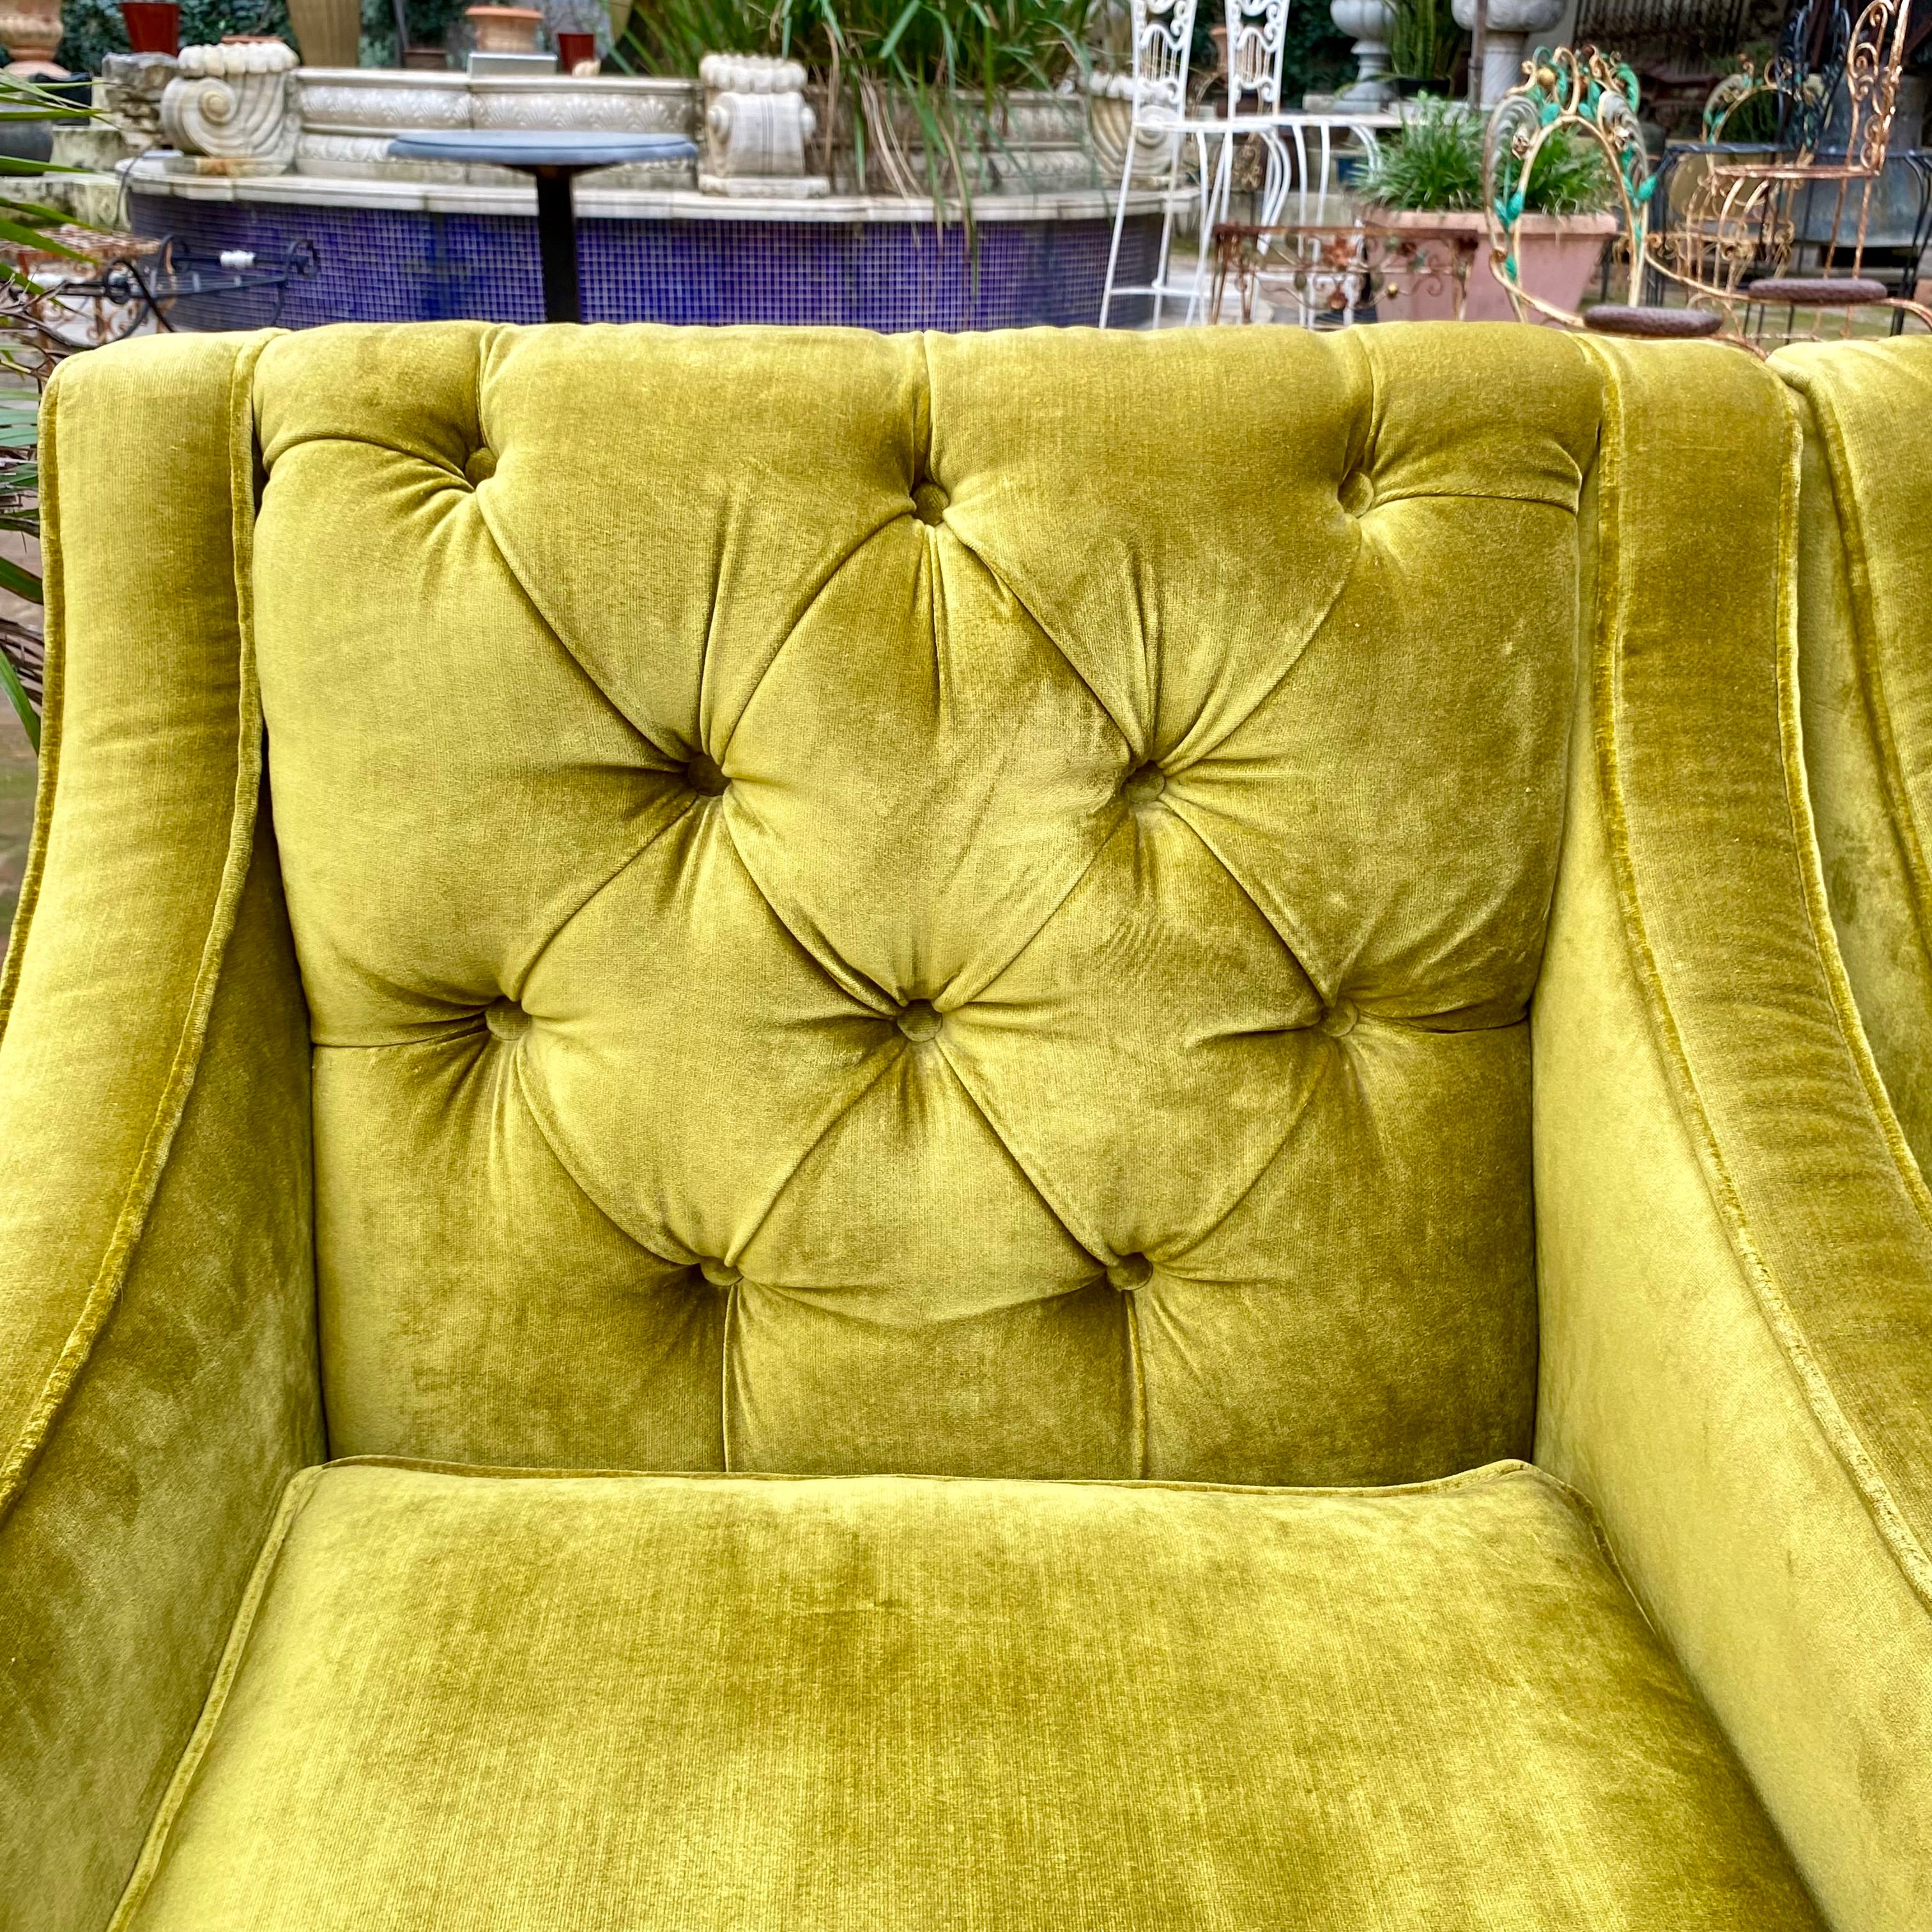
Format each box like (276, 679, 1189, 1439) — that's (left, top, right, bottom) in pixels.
(1361, 91, 1620, 320)
(614, 0, 1096, 206)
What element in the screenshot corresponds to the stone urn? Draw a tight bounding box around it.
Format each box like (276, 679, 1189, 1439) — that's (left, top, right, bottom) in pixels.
(465, 7, 544, 54)
(1450, 0, 1565, 108)
(1330, 0, 1396, 107)
(0, 0, 67, 78)
(1086, 68, 1183, 187)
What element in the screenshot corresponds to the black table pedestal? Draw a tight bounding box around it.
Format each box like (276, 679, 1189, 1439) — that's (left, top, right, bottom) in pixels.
(532, 167, 582, 324)
(385, 130, 700, 325)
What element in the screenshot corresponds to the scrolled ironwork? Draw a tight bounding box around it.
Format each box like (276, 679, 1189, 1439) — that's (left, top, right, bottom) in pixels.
(1482, 46, 1653, 324)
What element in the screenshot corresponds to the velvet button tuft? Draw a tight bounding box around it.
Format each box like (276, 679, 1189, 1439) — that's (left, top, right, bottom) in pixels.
(686, 753, 729, 797)
(1123, 763, 1167, 806)
(896, 999, 943, 1043)
(1319, 997, 1359, 1038)
(912, 481, 949, 526)
(484, 997, 530, 1042)
(1107, 1254, 1153, 1291)
(464, 447, 496, 486)
(699, 1259, 740, 1287)
(1339, 470, 1374, 516)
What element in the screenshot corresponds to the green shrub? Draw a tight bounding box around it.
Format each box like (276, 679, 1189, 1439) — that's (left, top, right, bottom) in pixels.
(1362, 93, 1614, 213)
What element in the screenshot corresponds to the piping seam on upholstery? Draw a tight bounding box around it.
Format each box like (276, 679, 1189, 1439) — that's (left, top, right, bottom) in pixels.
(1123, 1287, 1149, 1480)
(1582, 337, 1932, 1611)
(1791, 368, 1932, 981)
(719, 1276, 738, 1473)
(319, 1448, 1548, 1499)
(0, 332, 279, 1531)
(0, 382, 64, 1033)
(1765, 378, 1932, 1230)
(105, 1464, 324, 1928)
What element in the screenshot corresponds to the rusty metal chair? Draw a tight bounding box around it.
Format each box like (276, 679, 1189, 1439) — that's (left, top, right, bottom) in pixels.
(1646, 0, 1932, 344)
(1482, 47, 1724, 339)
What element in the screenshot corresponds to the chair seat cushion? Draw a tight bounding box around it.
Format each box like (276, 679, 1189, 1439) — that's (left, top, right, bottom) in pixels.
(114, 1460, 1818, 1931)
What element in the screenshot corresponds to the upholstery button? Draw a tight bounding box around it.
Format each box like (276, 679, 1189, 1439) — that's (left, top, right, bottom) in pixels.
(912, 481, 949, 526)
(1339, 470, 1374, 516)
(1319, 998, 1359, 1038)
(464, 447, 496, 486)
(699, 1259, 740, 1287)
(484, 997, 530, 1043)
(896, 999, 942, 1043)
(685, 753, 729, 797)
(1107, 1254, 1153, 1291)
(1123, 763, 1167, 806)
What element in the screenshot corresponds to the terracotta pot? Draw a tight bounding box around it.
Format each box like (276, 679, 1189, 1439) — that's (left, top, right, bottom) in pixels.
(120, 1, 181, 55)
(0, 0, 66, 75)
(1369, 207, 1621, 323)
(464, 6, 543, 54)
(286, 0, 361, 67)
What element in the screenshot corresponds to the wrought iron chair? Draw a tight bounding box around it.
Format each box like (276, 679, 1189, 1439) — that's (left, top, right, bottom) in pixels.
(1645, 0, 1932, 344)
(1099, 0, 1210, 327)
(1483, 47, 1725, 338)
(1188, 0, 1298, 318)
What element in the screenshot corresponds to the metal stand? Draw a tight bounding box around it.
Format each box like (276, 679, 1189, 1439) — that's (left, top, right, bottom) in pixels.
(532, 168, 581, 323)
(387, 130, 700, 324)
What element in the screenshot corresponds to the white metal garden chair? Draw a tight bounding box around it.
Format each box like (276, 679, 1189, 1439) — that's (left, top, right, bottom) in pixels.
(1190, 0, 1299, 316)
(1100, 0, 1391, 326)
(1100, 0, 1210, 327)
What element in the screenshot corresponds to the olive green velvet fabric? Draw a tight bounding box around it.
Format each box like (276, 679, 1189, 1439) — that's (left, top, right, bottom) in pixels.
(1537, 339, 1932, 1931)
(0, 335, 324, 1929)
(109, 1458, 1815, 1932)
(1775, 339, 1932, 1179)
(12, 320, 1932, 1932)
(249, 321, 1598, 1485)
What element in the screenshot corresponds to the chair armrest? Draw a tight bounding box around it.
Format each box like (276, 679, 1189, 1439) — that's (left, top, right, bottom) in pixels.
(1772, 340, 1932, 1176)
(1535, 339, 1932, 1932)
(0, 334, 322, 1932)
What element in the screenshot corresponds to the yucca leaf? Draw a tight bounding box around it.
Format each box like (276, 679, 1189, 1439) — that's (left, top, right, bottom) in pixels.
(878, 0, 923, 61)
(0, 645, 37, 750)
(0, 553, 40, 604)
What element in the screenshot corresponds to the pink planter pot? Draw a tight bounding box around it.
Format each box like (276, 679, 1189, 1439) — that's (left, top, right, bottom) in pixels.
(1370, 208, 1622, 324)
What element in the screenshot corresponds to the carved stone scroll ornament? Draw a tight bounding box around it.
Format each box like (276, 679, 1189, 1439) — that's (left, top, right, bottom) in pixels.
(698, 54, 830, 198)
(160, 40, 302, 177)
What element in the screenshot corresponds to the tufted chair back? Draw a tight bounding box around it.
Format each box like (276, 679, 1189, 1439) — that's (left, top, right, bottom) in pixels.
(252, 321, 1600, 1485)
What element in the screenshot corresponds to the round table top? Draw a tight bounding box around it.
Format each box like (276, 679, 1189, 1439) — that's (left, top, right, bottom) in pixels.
(388, 130, 699, 169)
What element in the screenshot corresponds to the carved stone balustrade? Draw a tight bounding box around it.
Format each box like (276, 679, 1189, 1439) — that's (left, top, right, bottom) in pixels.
(698, 54, 828, 199)
(160, 40, 303, 177)
(294, 68, 700, 188)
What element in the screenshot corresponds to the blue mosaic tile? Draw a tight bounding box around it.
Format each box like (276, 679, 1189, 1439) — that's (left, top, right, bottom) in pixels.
(130, 192, 1162, 330)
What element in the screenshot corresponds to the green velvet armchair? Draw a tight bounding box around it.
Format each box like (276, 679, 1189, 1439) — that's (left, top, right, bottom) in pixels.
(1779, 337, 1932, 1189)
(2, 323, 1928, 1932)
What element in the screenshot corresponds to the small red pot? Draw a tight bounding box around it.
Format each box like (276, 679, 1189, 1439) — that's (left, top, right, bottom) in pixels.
(120, 1, 180, 52)
(555, 30, 597, 72)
